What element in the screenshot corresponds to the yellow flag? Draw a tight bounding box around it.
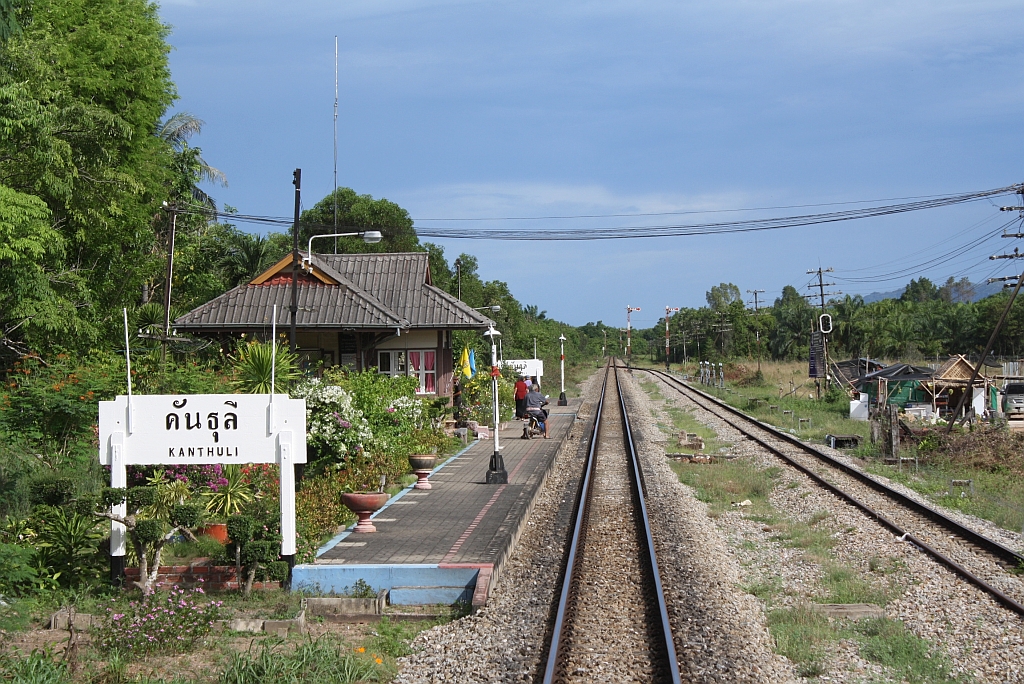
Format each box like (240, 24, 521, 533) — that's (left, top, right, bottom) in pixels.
(459, 347, 472, 379)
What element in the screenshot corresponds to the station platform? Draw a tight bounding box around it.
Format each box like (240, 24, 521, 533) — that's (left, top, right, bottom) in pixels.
(291, 399, 582, 607)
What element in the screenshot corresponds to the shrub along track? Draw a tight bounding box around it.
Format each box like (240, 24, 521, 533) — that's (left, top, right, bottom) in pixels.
(539, 361, 679, 683)
(645, 369, 1024, 618)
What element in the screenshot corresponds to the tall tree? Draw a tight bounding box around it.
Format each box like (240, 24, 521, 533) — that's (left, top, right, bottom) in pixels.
(300, 188, 418, 254)
(0, 0, 177, 354)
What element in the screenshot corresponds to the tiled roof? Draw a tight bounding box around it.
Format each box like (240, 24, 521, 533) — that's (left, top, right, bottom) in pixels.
(175, 252, 493, 331)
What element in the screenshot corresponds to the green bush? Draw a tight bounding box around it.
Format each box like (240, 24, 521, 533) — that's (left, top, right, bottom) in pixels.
(257, 560, 289, 583)
(227, 515, 258, 545)
(0, 650, 69, 684)
(0, 543, 40, 597)
(34, 507, 104, 589)
(27, 474, 75, 507)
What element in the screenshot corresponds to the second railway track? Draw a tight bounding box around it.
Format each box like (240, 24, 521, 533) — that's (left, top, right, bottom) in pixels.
(643, 368, 1024, 619)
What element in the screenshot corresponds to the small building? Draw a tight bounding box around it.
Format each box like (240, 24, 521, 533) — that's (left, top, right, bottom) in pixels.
(174, 252, 494, 397)
(856, 363, 934, 408)
(931, 354, 991, 416)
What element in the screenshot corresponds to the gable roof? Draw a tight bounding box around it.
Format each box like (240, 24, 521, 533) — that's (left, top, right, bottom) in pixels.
(859, 363, 934, 384)
(174, 252, 493, 332)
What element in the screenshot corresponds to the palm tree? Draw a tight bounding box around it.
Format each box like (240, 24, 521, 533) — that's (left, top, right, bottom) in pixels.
(223, 233, 273, 286)
(156, 112, 226, 209)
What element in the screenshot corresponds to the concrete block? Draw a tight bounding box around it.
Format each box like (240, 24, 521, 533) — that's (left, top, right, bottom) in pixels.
(225, 618, 265, 633)
(49, 610, 96, 630)
(306, 591, 386, 617)
(808, 603, 885, 619)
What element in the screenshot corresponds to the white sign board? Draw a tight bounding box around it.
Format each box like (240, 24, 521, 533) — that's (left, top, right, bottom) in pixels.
(98, 394, 306, 558)
(502, 359, 544, 381)
(99, 394, 306, 465)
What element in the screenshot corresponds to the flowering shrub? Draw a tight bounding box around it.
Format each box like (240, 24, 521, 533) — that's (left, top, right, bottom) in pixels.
(293, 379, 372, 462)
(96, 585, 222, 658)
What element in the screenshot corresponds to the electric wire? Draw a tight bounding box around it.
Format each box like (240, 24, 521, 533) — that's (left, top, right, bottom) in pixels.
(177, 184, 1020, 242)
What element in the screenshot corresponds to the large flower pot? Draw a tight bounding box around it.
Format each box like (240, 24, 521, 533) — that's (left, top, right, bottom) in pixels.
(408, 454, 438, 490)
(198, 523, 229, 544)
(342, 492, 389, 533)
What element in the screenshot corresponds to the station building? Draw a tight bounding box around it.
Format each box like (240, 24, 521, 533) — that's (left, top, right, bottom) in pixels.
(174, 251, 494, 398)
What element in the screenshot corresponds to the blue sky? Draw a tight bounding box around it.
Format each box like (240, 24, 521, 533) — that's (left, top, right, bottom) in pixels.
(159, 0, 1024, 327)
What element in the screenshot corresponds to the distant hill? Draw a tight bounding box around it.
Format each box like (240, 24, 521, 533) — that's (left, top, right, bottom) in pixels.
(861, 280, 1002, 304)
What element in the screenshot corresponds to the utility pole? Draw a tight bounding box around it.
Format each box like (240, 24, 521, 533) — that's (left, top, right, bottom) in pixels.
(160, 202, 178, 363)
(626, 306, 641, 368)
(712, 311, 733, 356)
(665, 306, 679, 371)
(805, 267, 840, 313)
(602, 329, 606, 357)
(746, 289, 765, 312)
(747, 289, 765, 374)
(946, 191, 1024, 431)
(290, 169, 301, 354)
(454, 258, 462, 300)
(806, 266, 840, 395)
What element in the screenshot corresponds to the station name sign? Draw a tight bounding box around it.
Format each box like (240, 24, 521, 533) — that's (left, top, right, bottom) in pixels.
(502, 359, 544, 379)
(99, 394, 306, 465)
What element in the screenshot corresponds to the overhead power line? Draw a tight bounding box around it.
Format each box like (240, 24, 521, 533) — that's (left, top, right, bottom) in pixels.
(179, 184, 1019, 242)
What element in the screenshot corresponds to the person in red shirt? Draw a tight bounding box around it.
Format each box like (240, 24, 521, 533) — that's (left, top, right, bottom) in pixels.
(514, 376, 529, 419)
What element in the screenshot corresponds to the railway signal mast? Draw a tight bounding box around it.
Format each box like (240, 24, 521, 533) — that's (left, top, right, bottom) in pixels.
(747, 289, 765, 373)
(664, 307, 679, 371)
(806, 267, 841, 395)
(626, 306, 641, 368)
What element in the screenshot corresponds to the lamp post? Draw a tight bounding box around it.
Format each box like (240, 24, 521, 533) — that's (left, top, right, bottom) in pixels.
(557, 334, 567, 405)
(454, 258, 462, 300)
(483, 325, 507, 484)
(665, 306, 679, 371)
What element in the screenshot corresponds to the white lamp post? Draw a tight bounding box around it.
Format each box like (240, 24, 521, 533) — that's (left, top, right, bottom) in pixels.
(304, 231, 383, 266)
(557, 334, 568, 406)
(483, 325, 507, 484)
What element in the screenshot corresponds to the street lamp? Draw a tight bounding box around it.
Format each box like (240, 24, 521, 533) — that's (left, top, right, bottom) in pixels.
(474, 305, 501, 313)
(557, 334, 567, 406)
(483, 325, 507, 484)
(304, 231, 383, 266)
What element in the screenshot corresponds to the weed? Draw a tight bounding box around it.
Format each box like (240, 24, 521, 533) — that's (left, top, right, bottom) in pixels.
(368, 617, 418, 658)
(855, 618, 964, 683)
(770, 520, 834, 559)
(767, 605, 836, 677)
(0, 649, 67, 684)
(808, 510, 832, 525)
(785, 481, 801, 489)
(820, 564, 890, 606)
(672, 458, 779, 514)
(219, 636, 380, 683)
(742, 577, 780, 601)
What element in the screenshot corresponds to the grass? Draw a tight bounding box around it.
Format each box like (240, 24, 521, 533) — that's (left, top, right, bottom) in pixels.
(767, 605, 834, 678)
(854, 618, 966, 683)
(819, 563, 892, 606)
(670, 460, 779, 515)
(0, 597, 45, 632)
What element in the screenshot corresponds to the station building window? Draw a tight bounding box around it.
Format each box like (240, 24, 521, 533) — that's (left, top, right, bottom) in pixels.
(377, 350, 435, 394)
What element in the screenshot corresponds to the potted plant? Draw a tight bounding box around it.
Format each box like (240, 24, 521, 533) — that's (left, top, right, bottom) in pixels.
(201, 465, 254, 543)
(408, 442, 438, 490)
(341, 474, 389, 533)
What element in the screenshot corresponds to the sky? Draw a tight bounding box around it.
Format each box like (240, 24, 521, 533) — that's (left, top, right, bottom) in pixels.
(159, 0, 1024, 328)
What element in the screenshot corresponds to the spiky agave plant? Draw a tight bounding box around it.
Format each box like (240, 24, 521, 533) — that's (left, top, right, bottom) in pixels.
(231, 340, 300, 394)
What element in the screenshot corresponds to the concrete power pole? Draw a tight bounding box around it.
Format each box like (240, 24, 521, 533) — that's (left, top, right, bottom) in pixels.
(806, 267, 841, 394)
(747, 289, 765, 373)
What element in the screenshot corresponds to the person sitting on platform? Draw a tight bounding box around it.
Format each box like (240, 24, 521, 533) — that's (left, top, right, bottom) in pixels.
(525, 384, 549, 438)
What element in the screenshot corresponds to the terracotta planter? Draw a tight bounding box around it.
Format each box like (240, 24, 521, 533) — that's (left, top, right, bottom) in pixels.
(408, 454, 437, 490)
(341, 492, 389, 533)
(198, 523, 229, 544)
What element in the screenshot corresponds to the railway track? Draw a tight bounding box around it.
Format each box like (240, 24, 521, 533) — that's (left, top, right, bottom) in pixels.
(644, 368, 1024, 619)
(540, 362, 682, 683)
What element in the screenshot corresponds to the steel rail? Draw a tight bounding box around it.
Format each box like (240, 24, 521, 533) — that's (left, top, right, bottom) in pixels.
(541, 362, 682, 683)
(646, 369, 1024, 618)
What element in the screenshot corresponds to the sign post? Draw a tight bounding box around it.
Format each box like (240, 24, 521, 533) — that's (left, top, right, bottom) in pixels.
(99, 394, 306, 583)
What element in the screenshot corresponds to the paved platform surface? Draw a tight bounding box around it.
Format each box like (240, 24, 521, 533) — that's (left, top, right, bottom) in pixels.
(315, 399, 580, 569)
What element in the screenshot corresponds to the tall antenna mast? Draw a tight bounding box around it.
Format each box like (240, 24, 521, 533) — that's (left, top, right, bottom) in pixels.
(332, 35, 339, 254)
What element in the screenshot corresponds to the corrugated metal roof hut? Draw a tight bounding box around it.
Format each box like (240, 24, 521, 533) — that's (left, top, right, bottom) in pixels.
(856, 363, 934, 408)
(175, 252, 494, 396)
